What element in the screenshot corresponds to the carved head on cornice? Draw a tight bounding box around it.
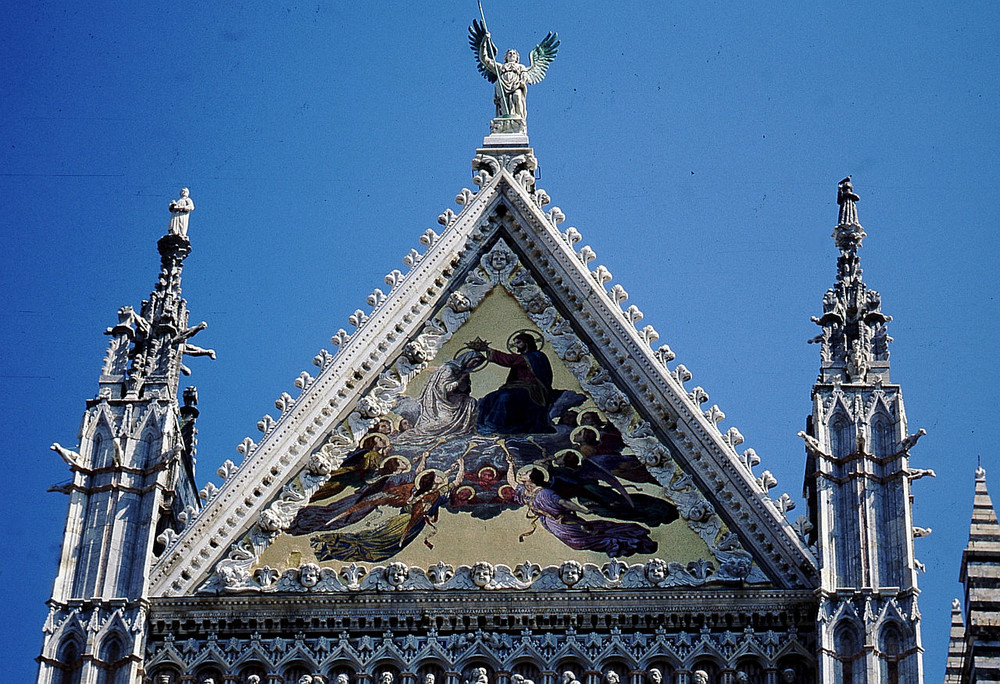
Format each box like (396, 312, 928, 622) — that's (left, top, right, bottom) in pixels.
(471, 561, 496, 588)
(558, 560, 583, 587)
(385, 562, 408, 589)
(298, 563, 320, 588)
(644, 558, 669, 585)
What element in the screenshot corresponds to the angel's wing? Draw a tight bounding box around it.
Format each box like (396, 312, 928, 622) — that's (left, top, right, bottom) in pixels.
(468, 19, 498, 83)
(526, 32, 560, 85)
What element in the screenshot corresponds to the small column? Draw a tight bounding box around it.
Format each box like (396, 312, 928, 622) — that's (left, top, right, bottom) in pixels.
(494, 670, 511, 684)
(673, 672, 690, 684)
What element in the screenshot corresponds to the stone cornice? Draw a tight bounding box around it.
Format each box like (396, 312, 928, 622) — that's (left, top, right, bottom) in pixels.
(147, 588, 818, 634)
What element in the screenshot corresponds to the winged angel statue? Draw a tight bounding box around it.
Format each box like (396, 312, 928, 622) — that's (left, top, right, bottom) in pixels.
(469, 20, 559, 126)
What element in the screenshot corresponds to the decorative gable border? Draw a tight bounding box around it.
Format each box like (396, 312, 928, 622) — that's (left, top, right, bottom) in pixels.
(150, 153, 816, 598)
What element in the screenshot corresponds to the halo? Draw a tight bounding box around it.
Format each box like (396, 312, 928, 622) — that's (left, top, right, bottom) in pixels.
(516, 463, 550, 485)
(453, 484, 477, 503)
(506, 329, 545, 353)
(577, 408, 607, 426)
(415, 468, 447, 490)
(553, 448, 584, 468)
(452, 348, 489, 372)
(360, 432, 391, 450)
(570, 425, 601, 445)
(377, 455, 411, 473)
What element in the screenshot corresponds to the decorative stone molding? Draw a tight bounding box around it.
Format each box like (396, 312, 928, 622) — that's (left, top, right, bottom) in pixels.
(151, 165, 815, 598)
(196, 238, 765, 593)
(206, 554, 761, 596)
(145, 621, 815, 680)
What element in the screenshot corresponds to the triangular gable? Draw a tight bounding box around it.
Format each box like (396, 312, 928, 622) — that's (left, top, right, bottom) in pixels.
(150, 150, 816, 597)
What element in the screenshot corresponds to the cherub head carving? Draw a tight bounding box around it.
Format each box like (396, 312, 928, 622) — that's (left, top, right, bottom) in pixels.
(299, 563, 320, 588)
(559, 560, 583, 587)
(471, 561, 495, 588)
(646, 669, 662, 684)
(385, 562, 408, 588)
(644, 558, 669, 584)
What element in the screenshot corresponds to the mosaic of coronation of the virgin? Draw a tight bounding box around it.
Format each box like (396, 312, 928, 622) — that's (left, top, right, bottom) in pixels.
(248, 240, 767, 592)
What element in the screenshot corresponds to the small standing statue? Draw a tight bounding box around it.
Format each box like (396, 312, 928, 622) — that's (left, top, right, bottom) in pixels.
(168, 188, 195, 237)
(469, 16, 558, 129)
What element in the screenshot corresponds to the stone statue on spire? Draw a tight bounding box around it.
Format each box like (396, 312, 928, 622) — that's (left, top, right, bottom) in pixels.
(469, 19, 559, 134)
(168, 188, 194, 237)
(836, 176, 860, 228)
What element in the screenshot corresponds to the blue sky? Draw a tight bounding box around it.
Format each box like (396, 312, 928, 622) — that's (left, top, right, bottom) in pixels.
(2, 2, 998, 679)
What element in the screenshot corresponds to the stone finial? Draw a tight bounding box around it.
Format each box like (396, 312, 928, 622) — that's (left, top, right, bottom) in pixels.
(810, 176, 892, 381)
(976, 462, 987, 482)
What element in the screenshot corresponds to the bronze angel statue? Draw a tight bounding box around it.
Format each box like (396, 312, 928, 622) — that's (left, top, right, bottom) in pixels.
(469, 20, 559, 123)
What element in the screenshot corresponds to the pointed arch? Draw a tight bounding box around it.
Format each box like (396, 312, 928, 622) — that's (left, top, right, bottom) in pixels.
(827, 408, 855, 462)
(52, 634, 85, 684)
(833, 621, 864, 684)
(95, 631, 129, 684)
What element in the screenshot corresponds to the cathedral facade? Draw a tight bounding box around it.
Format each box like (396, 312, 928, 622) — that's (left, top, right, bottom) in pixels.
(36, 25, 995, 684)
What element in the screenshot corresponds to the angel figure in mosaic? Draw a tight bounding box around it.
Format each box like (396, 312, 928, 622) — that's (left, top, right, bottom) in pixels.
(309, 452, 466, 562)
(469, 20, 559, 122)
(507, 459, 656, 557)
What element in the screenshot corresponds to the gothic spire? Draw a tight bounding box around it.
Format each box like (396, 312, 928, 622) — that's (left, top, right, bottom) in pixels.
(809, 176, 892, 383)
(99, 188, 214, 402)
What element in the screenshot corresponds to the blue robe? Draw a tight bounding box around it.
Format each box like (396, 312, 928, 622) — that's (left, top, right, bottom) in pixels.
(477, 349, 556, 434)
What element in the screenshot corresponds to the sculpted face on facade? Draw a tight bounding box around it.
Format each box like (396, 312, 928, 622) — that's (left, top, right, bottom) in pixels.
(471, 561, 495, 588)
(385, 562, 408, 588)
(560, 671, 580, 684)
(298, 562, 320, 588)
